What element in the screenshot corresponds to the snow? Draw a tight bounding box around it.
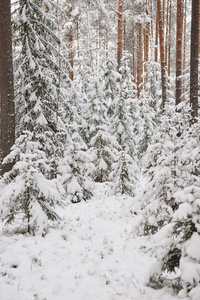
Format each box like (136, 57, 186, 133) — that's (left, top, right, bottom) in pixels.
(185, 233, 200, 261)
(0, 185, 189, 300)
(180, 256, 200, 285)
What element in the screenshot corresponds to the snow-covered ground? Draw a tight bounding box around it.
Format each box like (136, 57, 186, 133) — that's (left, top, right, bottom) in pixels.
(0, 184, 189, 300)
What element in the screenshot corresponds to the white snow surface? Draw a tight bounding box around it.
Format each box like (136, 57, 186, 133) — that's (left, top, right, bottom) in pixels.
(0, 184, 189, 300)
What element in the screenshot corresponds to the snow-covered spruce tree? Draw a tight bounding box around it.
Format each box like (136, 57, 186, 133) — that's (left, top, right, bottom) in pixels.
(87, 72, 118, 183)
(135, 102, 186, 235)
(135, 96, 158, 160)
(0, 131, 62, 235)
(59, 132, 93, 203)
(148, 122, 200, 298)
(136, 53, 161, 159)
(0, 0, 67, 234)
(69, 53, 94, 146)
(109, 55, 138, 195)
(14, 0, 67, 167)
(109, 150, 138, 196)
(142, 58, 161, 110)
(58, 50, 94, 203)
(102, 54, 118, 118)
(110, 54, 137, 157)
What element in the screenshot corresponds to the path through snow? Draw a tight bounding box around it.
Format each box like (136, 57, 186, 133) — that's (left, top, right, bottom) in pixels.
(0, 184, 189, 300)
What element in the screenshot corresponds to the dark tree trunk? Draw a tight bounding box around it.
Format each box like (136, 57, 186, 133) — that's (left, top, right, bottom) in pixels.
(157, 0, 167, 111)
(190, 0, 199, 124)
(117, 0, 123, 73)
(182, 0, 187, 100)
(0, 0, 15, 174)
(176, 0, 184, 106)
(68, 6, 73, 82)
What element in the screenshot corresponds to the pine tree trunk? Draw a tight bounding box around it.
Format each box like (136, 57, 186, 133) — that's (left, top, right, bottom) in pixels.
(183, 0, 187, 100)
(162, 0, 165, 25)
(165, 0, 169, 69)
(176, 0, 184, 106)
(157, 0, 167, 110)
(117, 0, 123, 72)
(199, 0, 200, 59)
(76, 21, 80, 58)
(190, 0, 199, 124)
(144, 24, 149, 86)
(68, 7, 73, 82)
(168, 0, 172, 77)
(137, 23, 143, 98)
(144, 4, 150, 84)
(123, 18, 126, 52)
(155, 2, 159, 62)
(150, 0, 154, 40)
(132, 25, 136, 84)
(0, 0, 15, 175)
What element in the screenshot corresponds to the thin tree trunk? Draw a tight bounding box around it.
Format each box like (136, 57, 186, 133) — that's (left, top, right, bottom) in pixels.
(68, 7, 73, 82)
(0, 0, 15, 175)
(199, 0, 200, 58)
(150, 0, 154, 40)
(117, 0, 123, 73)
(182, 0, 187, 100)
(132, 25, 136, 84)
(167, 0, 172, 77)
(157, 0, 167, 110)
(176, 0, 184, 106)
(123, 18, 126, 52)
(162, 0, 165, 25)
(190, 0, 199, 124)
(144, 1, 150, 83)
(137, 23, 143, 98)
(155, 2, 159, 62)
(165, 0, 169, 69)
(144, 22, 149, 85)
(76, 21, 80, 58)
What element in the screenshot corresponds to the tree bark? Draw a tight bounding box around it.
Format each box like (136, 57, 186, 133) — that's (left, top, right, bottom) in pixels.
(155, 2, 159, 62)
(132, 25, 136, 84)
(162, 0, 165, 26)
(117, 0, 123, 73)
(144, 22, 149, 86)
(182, 0, 187, 100)
(157, 0, 167, 110)
(165, 0, 169, 69)
(199, 0, 200, 58)
(123, 18, 126, 52)
(190, 0, 199, 124)
(176, 0, 184, 107)
(0, 0, 15, 174)
(68, 7, 73, 82)
(137, 23, 143, 98)
(168, 0, 172, 77)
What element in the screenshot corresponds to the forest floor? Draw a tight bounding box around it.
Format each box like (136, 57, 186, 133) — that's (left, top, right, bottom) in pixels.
(0, 183, 189, 300)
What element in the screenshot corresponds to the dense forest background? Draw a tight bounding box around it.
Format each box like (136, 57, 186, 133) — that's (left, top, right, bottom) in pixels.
(0, 0, 200, 299)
